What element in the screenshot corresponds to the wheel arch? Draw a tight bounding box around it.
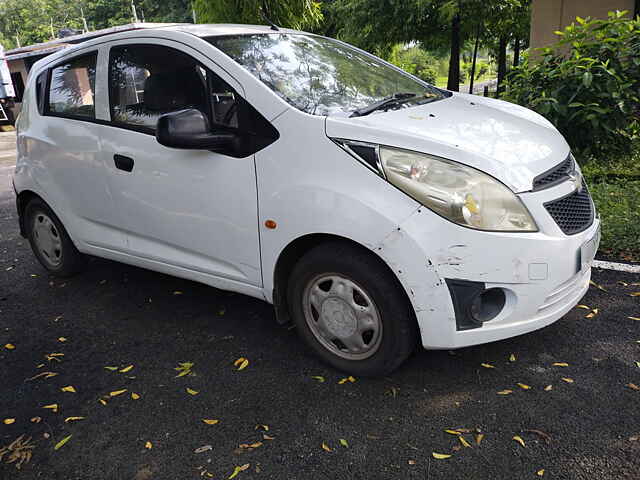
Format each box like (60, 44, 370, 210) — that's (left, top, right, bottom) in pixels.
(16, 189, 43, 237)
(272, 232, 417, 328)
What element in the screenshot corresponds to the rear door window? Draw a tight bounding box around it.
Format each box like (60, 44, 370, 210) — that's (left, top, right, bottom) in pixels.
(47, 53, 97, 119)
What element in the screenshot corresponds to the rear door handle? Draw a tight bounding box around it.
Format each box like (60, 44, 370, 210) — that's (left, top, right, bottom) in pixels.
(114, 154, 134, 172)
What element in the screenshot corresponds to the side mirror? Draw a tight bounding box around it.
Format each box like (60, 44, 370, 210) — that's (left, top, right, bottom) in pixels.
(156, 108, 237, 151)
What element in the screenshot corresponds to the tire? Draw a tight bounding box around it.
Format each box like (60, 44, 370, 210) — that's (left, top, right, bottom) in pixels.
(25, 198, 87, 277)
(288, 241, 418, 377)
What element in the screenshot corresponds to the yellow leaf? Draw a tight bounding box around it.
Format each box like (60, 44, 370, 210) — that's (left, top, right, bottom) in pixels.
(552, 362, 569, 367)
(509, 353, 516, 362)
(173, 290, 183, 295)
(630, 292, 640, 297)
(203, 419, 219, 425)
(481, 363, 495, 369)
(31, 417, 41, 423)
(347, 376, 356, 382)
(561, 377, 574, 383)
(432, 452, 452, 459)
(339, 438, 348, 447)
(517, 383, 531, 390)
(263, 434, 275, 440)
(445, 429, 461, 435)
(627, 383, 640, 391)
(513, 435, 526, 447)
(26, 371, 59, 381)
(228, 464, 250, 479)
(61, 386, 76, 393)
(104, 366, 118, 371)
(186, 388, 199, 395)
(321, 442, 332, 452)
(58, 337, 67, 342)
(255, 424, 269, 431)
(98, 399, 107, 406)
(237, 359, 249, 371)
(64, 416, 85, 423)
(589, 280, 607, 292)
(110, 389, 127, 397)
(576, 305, 590, 310)
(3, 418, 15, 424)
(54, 434, 72, 450)
(497, 389, 513, 395)
(119, 365, 134, 373)
(145, 441, 152, 449)
(249, 442, 263, 448)
(544, 384, 553, 391)
(635, 361, 640, 368)
(43, 403, 59, 413)
(311, 376, 325, 382)
(131, 392, 140, 400)
(475, 433, 484, 445)
(537, 469, 545, 477)
(4, 343, 15, 350)
(628, 317, 640, 321)
(458, 435, 471, 448)
(338, 377, 348, 384)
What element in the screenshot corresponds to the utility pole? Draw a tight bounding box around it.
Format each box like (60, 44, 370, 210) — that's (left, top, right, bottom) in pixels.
(14, 35, 21, 48)
(131, 1, 139, 23)
(50, 18, 55, 39)
(192, 8, 197, 23)
(80, 6, 89, 33)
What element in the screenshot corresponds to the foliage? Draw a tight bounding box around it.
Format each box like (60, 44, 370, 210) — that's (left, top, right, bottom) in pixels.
(193, 0, 322, 29)
(503, 11, 640, 159)
(388, 45, 438, 84)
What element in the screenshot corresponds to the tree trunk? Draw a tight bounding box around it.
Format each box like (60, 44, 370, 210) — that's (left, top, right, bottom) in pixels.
(497, 35, 507, 96)
(513, 37, 521, 67)
(469, 24, 480, 94)
(447, 13, 461, 91)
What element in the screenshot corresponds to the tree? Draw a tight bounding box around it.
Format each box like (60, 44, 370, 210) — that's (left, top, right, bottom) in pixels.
(193, 0, 322, 29)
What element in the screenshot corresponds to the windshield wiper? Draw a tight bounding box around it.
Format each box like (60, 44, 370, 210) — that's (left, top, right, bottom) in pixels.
(350, 92, 417, 118)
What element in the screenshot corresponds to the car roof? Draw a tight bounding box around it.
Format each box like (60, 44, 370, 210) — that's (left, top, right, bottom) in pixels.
(164, 23, 308, 37)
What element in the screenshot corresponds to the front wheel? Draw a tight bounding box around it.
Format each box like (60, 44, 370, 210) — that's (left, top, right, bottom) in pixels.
(288, 242, 418, 377)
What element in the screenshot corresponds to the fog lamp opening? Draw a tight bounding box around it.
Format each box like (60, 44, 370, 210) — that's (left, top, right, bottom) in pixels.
(469, 288, 506, 322)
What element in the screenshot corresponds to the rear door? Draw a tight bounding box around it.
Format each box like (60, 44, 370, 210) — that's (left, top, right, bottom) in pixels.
(99, 40, 271, 287)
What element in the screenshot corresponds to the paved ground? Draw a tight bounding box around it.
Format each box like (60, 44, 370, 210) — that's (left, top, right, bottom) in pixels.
(1, 131, 639, 479)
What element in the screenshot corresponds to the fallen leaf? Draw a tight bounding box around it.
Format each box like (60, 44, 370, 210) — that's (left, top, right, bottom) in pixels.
(513, 435, 526, 447)
(26, 371, 58, 381)
(627, 383, 640, 391)
(544, 384, 553, 391)
(174, 362, 194, 377)
(311, 376, 325, 382)
(339, 438, 348, 447)
(4, 343, 15, 350)
(628, 317, 640, 321)
(3, 418, 15, 425)
(509, 353, 516, 362)
(30, 417, 41, 423)
(589, 280, 607, 292)
(186, 388, 199, 395)
(458, 435, 471, 448)
(585, 309, 598, 318)
(119, 365, 134, 373)
(249, 442, 262, 449)
(576, 304, 590, 310)
(408, 459, 416, 465)
(60, 386, 76, 393)
(145, 441, 152, 449)
(58, 337, 67, 342)
(432, 452, 452, 459)
(537, 469, 545, 477)
(561, 378, 574, 383)
(228, 464, 250, 479)
(64, 417, 85, 423)
(481, 363, 495, 369)
(263, 434, 275, 440)
(98, 399, 107, 406)
(109, 389, 127, 397)
(347, 376, 356, 382)
(338, 377, 349, 384)
(321, 442, 332, 452)
(552, 362, 569, 367)
(104, 366, 118, 371)
(195, 445, 213, 453)
(234, 358, 249, 371)
(475, 433, 484, 445)
(54, 435, 72, 450)
(635, 361, 640, 368)
(131, 392, 140, 400)
(255, 424, 269, 431)
(42, 404, 58, 413)
(445, 429, 461, 435)
(173, 291, 183, 295)
(497, 389, 513, 395)
(524, 429, 552, 444)
(630, 292, 640, 297)
(203, 419, 219, 425)
(517, 383, 531, 390)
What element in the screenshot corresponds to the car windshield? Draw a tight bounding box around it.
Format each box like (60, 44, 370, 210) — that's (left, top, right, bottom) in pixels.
(206, 33, 447, 117)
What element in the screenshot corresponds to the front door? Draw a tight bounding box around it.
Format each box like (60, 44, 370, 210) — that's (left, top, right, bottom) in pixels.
(99, 42, 266, 287)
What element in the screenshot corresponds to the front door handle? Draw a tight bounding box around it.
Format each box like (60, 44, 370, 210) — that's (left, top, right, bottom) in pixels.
(114, 154, 134, 172)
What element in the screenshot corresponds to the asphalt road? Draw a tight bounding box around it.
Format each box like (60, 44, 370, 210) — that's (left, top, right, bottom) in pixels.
(1, 131, 639, 479)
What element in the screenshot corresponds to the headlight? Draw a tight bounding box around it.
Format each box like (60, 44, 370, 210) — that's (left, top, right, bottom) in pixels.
(379, 146, 537, 231)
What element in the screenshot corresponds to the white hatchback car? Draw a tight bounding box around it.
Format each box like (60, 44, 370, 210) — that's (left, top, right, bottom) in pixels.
(13, 24, 600, 376)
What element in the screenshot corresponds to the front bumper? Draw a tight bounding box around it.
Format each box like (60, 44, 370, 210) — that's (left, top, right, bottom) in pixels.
(376, 178, 600, 350)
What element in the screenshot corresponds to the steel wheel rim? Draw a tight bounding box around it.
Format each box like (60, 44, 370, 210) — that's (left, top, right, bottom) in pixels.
(32, 212, 63, 267)
(302, 273, 383, 360)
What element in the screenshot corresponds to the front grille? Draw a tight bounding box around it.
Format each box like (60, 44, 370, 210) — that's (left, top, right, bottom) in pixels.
(533, 155, 574, 190)
(544, 180, 594, 235)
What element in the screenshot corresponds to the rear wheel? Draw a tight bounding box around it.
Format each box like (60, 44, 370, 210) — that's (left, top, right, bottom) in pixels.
(25, 198, 86, 277)
(288, 241, 418, 376)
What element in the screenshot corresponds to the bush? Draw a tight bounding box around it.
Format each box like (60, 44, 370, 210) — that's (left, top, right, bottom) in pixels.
(388, 45, 439, 84)
(502, 11, 640, 159)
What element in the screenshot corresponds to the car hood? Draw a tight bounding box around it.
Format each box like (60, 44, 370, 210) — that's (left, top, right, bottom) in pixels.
(325, 92, 570, 193)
